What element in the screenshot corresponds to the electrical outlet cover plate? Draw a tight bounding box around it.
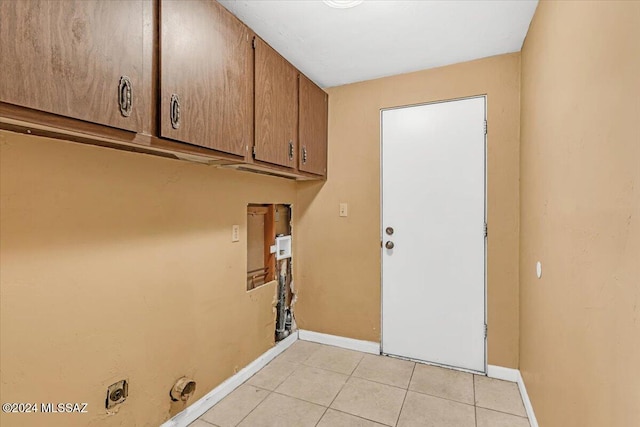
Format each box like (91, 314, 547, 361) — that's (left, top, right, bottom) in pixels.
(106, 380, 128, 409)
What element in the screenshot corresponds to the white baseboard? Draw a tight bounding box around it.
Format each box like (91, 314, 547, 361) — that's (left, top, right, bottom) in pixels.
(516, 370, 539, 427)
(160, 331, 298, 427)
(298, 329, 380, 355)
(487, 364, 520, 382)
(160, 333, 536, 427)
(487, 365, 538, 427)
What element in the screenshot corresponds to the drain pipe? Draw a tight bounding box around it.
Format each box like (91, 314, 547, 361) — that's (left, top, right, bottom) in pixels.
(275, 259, 289, 341)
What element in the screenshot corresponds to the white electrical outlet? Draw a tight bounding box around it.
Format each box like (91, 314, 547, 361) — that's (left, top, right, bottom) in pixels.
(232, 225, 240, 242)
(339, 203, 348, 217)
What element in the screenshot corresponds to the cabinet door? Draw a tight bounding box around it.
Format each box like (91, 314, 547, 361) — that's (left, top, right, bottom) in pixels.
(298, 75, 328, 176)
(254, 38, 298, 168)
(160, 0, 251, 156)
(0, 0, 144, 132)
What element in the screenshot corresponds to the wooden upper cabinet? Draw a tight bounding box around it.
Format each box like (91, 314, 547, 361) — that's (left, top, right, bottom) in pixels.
(254, 37, 298, 168)
(160, 0, 252, 156)
(0, 0, 144, 132)
(298, 75, 328, 176)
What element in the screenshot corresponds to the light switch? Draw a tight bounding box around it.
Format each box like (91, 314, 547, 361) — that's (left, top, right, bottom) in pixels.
(339, 203, 348, 217)
(232, 225, 240, 242)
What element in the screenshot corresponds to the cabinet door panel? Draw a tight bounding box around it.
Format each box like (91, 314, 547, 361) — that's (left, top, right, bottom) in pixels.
(299, 75, 328, 176)
(0, 0, 144, 132)
(254, 38, 297, 168)
(160, 0, 251, 156)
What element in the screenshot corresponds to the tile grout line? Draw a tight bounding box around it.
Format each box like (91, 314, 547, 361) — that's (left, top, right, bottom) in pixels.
(263, 341, 324, 389)
(202, 344, 529, 427)
(269, 389, 336, 409)
(214, 385, 271, 427)
(231, 389, 273, 427)
(232, 344, 324, 427)
(193, 383, 269, 426)
(242, 349, 364, 426)
(405, 387, 477, 408)
(393, 362, 416, 427)
(473, 374, 477, 405)
(301, 352, 412, 392)
(300, 351, 365, 376)
(348, 352, 366, 375)
(194, 417, 217, 426)
(300, 360, 358, 376)
(351, 373, 415, 392)
(200, 346, 528, 427)
(274, 360, 306, 388)
(313, 352, 366, 426)
(473, 375, 478, 427)
(475, 405, 530, 419)
(329, 407, 393, 426)
(246, 363, 298, 394)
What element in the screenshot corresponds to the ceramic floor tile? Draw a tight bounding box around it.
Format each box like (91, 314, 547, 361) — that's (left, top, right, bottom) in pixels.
(317, 409, 388, 427)
(189, 419, 216, 427)
(330, 377, 406, 426)
(276, 364, 348, 406)
(237, 393, 325, 427)
(194, 342, 530, 427)
(408, 363, 474, 404)
(476, 407, 530, 427)
(352, 354, 415, 389)
(303, 345, 364, 375)
(276, 340, 323, 364)
(200, 385, 269, 427)
(474, 375, 527, 417)
(246, 359, 295, 391)
(396, 391, 475, 427)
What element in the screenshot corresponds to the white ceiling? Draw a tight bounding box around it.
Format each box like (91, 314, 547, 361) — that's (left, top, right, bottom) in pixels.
(219, 0, 538, 88)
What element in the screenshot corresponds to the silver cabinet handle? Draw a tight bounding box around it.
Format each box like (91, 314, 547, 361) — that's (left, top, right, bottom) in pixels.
(170, 94, 180, 129)
(118, 76, 132, 117)
(385, 241, 394, 249)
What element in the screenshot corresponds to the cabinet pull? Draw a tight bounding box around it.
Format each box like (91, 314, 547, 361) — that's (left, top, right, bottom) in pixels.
(288, 140, 294, 161)
(170, 94, 181, 129)
(302, 146, 308, 164)
(118, 76, 132, 117)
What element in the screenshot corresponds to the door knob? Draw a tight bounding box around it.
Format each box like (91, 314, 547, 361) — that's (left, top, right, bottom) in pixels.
(385, 241, 394, 249)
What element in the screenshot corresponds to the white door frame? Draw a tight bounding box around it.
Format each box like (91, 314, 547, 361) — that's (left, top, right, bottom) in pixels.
(379, 94, 488, 374)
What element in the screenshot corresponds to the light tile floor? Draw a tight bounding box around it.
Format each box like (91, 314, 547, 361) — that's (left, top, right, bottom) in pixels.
(191, 341, 530, 427)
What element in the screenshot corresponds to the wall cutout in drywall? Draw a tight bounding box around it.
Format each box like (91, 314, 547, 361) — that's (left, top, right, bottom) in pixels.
(247, 204, 275, 290)
(274, 204, 293, 341)
(246, 204, 295, 341)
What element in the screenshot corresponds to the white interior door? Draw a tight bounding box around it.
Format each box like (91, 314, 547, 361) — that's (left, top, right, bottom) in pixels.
(381, 96, 486, 373)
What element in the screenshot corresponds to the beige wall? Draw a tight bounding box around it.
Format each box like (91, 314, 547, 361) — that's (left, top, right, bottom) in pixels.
(519, 1, 640, 426)
(0, 131, 295, 426)
(295, 53, 522, 367)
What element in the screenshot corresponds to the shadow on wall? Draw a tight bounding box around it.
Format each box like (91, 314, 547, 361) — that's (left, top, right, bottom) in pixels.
(1, 133, 294, 255)
(296, 181, 325, 218)
(0, 130, 294, 427)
